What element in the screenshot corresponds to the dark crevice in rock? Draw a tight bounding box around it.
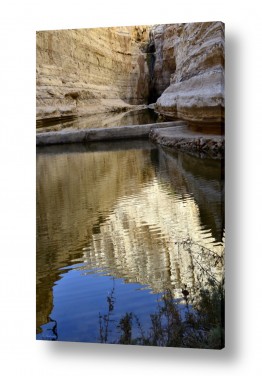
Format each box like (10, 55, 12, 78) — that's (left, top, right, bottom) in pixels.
(145, 30, 161, 105)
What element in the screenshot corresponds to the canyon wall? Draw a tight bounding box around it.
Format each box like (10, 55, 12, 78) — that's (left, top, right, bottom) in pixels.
(36, 22, 225, 127)
(36, 26, 150, 122)
(154, 22, 225, 125)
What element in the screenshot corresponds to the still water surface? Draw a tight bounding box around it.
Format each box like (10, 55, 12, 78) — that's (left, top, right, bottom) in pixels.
(36, 108, 160, 133)
(36, 140, 224, 342)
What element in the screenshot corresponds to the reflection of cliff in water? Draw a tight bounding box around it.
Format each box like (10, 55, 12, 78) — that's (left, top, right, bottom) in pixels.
(156, 147, 224, 244)
(36, 108, 160, 133)
(36, 141, 224, 333)
(80, 147, 224, 296)
(36, 141, 156, 331)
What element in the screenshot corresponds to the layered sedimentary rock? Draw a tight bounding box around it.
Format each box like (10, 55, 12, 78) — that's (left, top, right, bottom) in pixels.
(36, 22, 225, 127)
(36, 26, 150, 121)
(154, 22, 225, 125)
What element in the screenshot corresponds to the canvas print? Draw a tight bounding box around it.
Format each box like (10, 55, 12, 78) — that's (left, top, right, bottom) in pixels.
(36, 22, 225, 349)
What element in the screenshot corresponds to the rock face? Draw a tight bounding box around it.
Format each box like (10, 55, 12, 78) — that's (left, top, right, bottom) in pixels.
(154, 22, 225, 126)
(36, 22, 225, 127)
(36, 26, 151, 121)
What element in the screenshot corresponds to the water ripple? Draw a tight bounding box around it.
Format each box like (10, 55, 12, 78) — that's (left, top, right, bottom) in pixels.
(36, 141, 224, 338)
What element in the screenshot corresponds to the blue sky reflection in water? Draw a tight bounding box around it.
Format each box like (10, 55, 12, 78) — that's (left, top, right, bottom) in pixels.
(36, 140, 224, 343)
(37, 268, 167, 342)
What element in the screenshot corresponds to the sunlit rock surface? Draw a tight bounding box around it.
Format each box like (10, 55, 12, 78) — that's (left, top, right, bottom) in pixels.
(154, 22, 225, 125)
(36, 22, 224, 127)
(36, 26, 150, 121)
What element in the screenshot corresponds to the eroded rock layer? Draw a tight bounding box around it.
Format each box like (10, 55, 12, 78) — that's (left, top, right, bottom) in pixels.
(36, 26, 150, 121)
(36, 22, 225, 127)
(154, 22, 225, 125)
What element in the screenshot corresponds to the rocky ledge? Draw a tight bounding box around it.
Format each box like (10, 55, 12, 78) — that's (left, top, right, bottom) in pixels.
(149, 125, 224, 159)
(36, 121, 185, 145)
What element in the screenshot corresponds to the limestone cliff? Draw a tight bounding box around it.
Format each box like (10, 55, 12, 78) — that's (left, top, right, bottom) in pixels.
(36, 26, 150, 122)
(154, 22, 225, 126)
(36, 22, 225, 127)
